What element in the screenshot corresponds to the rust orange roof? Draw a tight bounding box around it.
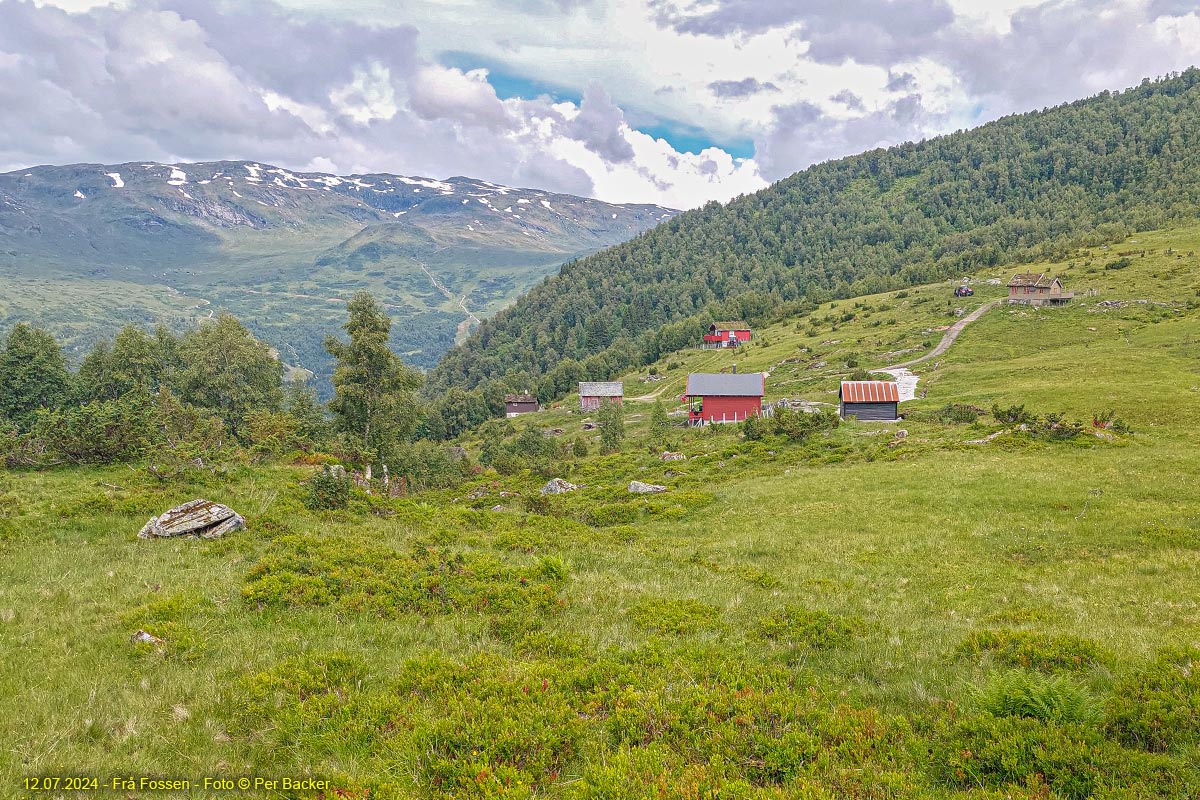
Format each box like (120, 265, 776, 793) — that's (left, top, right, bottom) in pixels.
(840, 381, 900, 403)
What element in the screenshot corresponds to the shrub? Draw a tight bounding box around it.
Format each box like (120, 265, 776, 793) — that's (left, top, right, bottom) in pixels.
(389, 441, 472, 491)
(754, 606, 862, 649)
(303, 465, 353, 510)
(1105, 257, 1133, 270)
(935, 403, 985, 424)
(243, 535, 566, 624)
(773, 408, 840, 441)
(572, 436, 589, 457)
(629, 597, 722, 635)
(958, 629, 1111, 672)
(24, 390, 155, 465)
(993, 403, 1036, 425)
(1106, 647, 1200, 752)
(969, 670, 1102, 726)
(931, 713, 1188, 800)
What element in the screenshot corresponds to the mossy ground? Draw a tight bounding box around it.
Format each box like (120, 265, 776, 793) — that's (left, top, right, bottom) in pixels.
(2, 226, 1200, 797)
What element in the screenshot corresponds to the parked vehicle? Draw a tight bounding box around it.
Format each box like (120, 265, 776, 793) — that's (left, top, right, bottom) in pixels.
(954, 285, 975, 297)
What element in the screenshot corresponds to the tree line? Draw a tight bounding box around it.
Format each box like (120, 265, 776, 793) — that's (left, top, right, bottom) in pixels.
(0, 293, 482, 477)
(426, 69, 1200, 404)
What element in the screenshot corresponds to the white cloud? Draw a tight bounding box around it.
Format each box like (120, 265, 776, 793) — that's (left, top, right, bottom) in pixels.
(7, 0, 1200, 208)
(329, 62, 400, 125)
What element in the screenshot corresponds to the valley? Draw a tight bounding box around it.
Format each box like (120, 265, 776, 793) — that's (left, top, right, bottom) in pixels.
(0, 161, 675, 389)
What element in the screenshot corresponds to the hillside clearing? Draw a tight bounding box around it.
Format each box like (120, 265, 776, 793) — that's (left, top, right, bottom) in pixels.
(3, 225, 1200, 797)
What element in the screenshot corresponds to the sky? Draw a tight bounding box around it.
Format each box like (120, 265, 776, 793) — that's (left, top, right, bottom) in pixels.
(1, 0, 1198, 209)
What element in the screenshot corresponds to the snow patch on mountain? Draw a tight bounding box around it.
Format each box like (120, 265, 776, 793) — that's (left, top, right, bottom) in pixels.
(396, 176, 454, 192)
(167, 168, 187, 185)
(105, 172, 124, 188)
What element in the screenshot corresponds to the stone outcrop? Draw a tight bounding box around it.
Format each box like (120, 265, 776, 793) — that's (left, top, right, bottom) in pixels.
(540, 478, 578, 495)
(628, 481, 667, 494)
(137, 499, 245, 540)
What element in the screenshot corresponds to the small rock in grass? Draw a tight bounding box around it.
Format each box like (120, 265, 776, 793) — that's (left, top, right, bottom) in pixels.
(628, 481, 667, 494)
(660, 451, 685, 461)
(130, 630, 163, 646)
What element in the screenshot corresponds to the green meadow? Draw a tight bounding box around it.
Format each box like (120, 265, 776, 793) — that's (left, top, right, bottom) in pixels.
(2, 226, 1199, 798)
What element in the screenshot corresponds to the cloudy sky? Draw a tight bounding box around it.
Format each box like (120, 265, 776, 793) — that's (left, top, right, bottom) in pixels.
(1, 0, 1199, 208)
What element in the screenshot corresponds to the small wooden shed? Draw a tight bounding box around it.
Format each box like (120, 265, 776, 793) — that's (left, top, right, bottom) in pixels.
(579, 381, 623, 411)
(504, 393, 539, 417)
(839, 381, 900, 422)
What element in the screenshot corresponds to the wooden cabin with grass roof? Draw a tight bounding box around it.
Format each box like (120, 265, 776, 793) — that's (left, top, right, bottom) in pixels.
(1007, 273, 1073, 306)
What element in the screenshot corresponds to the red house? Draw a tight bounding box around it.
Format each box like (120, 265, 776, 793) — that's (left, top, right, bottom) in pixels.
(684, 372, 765, 424)
(702, 320, 752, 349)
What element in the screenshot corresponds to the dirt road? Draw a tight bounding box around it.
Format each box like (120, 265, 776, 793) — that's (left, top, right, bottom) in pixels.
(883, 300, 1000, 371)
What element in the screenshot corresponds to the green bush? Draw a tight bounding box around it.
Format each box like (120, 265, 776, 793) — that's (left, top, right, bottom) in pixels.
(629, 597, 722, 636)
(302, 466, 353, 510)
(1106, 647, 1200, 752)
(992, 403, 1036, 425)
(958, 629, 1111, 672)
(243, 535, 566, 623)
(754, 606, 862, 649)
(935, 403, 985, 424)
(931, 714, 1190, 800)
(772, 408, 840, 441)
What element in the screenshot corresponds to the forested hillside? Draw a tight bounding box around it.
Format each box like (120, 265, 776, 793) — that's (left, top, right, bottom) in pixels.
(428, 69, 1200, 402)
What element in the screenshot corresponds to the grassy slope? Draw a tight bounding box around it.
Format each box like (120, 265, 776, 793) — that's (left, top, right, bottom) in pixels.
(2, 227, 1199, 797)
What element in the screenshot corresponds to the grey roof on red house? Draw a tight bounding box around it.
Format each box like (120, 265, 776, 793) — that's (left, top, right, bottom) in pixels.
(579, 381, 623, 397)
(686, 372, 765, 397)
(504, 394, 537, 404)
(840, 381, 900, 403)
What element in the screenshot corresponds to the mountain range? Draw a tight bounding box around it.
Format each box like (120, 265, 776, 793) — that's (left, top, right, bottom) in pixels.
(0, 160, 675, 387)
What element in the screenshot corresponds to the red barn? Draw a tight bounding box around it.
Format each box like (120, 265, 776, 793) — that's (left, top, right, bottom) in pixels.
(684, 372, 765, 424)
(702, 320, 752, 348)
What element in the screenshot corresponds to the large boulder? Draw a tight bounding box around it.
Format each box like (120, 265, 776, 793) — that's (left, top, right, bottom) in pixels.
(540, 478, 578, 495)
(628, 481, 667, 494)
(137, 499, 245, 540)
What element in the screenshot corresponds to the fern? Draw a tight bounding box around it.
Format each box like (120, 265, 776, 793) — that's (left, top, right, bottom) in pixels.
(969, 670, 1102, 726)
